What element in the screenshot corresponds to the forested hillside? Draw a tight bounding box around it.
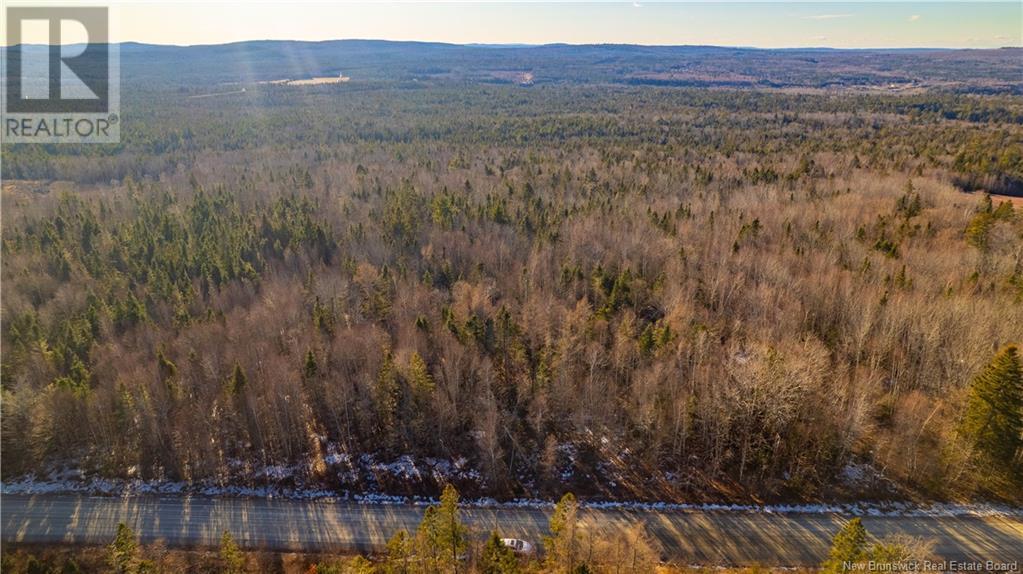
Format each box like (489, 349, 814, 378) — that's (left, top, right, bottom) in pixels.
(67, 41, 1023, 92)
(2, 43, 1022, 503)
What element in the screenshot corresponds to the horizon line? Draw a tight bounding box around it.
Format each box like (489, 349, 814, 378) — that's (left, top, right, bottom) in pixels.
(3, 38, 1021, 50)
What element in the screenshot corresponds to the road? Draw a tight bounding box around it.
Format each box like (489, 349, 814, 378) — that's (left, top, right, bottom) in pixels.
(2, 495, 1022, 566)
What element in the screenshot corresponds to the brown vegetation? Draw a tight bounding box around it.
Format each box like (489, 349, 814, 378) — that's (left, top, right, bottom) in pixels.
(2, 84, 1021, 502)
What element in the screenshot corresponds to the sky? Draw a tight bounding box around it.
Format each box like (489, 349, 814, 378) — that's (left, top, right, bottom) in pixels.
(4, 1, 1022, 49)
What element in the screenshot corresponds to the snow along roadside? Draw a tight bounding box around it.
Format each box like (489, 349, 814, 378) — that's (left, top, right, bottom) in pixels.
(2, 476, 1020, 518)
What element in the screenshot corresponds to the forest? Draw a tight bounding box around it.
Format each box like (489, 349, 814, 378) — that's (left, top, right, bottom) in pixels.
(20, 41, 1021, 92)
(2, 42, 1022, 505)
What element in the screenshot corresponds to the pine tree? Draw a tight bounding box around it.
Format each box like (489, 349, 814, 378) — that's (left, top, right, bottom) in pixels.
(375, 348, 400, 443)
(408, 352, 435, 395)
(435, 484, 469, 572)
(303, 349, 318, 380)
(416, 505, 443, 569)
(479, 532, 520, 574)
(407, 351, 436, 437)
(226, 362, 247, 395)
(545, 493, 580, 574)
(107, 523, 144, 574)
(219, 530, 245, 574)
(158, 350, 179, 398)
(415, 485, 468, 573)
(959, 345, 1023, 472)
(382, 529, 412, 574)
(822, 518, 868, 574)
(157, 350, 177, 382)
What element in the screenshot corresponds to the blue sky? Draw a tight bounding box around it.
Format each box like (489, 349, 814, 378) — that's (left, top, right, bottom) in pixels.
(6, 1, 1022, 48)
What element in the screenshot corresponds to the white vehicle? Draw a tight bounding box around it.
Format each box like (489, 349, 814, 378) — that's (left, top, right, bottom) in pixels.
(500, 538, 535, 555)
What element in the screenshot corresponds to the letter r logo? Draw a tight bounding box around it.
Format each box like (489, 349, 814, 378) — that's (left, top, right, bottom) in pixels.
(5, 7, 109, 113)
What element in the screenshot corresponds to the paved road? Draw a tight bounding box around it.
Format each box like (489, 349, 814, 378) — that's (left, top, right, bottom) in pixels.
(3, 495, 1022, 566)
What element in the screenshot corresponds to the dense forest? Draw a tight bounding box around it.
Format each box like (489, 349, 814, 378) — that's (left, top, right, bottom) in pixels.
(2, 43, 1022, 504)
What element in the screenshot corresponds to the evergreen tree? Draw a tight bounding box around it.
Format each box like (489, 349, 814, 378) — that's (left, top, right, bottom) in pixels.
(415, 485, 468, 573)
(107, 523, 147, 574)
(416, 505, 443, 570)
(382, 529, 412, 574)
(822, 518, 868, 574)
(303, 349, 318, 380)
(959, 345, 1023, 473)
(545, 493, 580, 574)
(408, 352, 435, 395)
(219, 530, 245, 574)
(157, 350, 179, 398)
(478, 532, 520, 574)
(226, 362, 247, 395)
(375, 348, 400, 444)
(156, 350, 177, 382)
(436, 484, 469, 572)
(406, 351, 436, 438)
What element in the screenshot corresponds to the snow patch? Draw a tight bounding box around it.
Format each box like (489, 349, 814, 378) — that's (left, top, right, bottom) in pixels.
(2, 474, 1019, 517)
(324, 453, 350, 466)
(372, 455, 422, 481)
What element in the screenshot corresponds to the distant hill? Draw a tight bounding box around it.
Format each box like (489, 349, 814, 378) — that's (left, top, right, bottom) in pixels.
(1, 40, 1019, 91)
(93, 40, 1020, 92)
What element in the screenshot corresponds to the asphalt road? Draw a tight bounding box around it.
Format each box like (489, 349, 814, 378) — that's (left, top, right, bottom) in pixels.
(2, 495, 1022, 566)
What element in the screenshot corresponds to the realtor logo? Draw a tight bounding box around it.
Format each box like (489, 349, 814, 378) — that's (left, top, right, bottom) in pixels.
(3, 6, 119, 143)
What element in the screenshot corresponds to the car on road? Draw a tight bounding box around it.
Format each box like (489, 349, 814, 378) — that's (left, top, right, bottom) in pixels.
(500, 538, 535, 555)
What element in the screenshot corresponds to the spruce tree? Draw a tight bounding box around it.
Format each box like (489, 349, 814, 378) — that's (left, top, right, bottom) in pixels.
(435, 484, 469, 572)
(408, 351, 436, 436)
(479, 532, 521, 574)
(959, 345, 1023, 472)
(545, 493, 580, 574)
(375, 348, 400, 443)
(822, 518, 868, 574)
(382, 529, 412, 574)
(219, 530, 245, 574)
(158, 350, 179, 398)
(303, 349, 318, 380)
(157, 350, 177, 383)
(226, 362, 247, 395)
(416, 505, 442, 569)
(414, 485, 469, 572)
(107, 523, 143, 574)
(408, 352, 435, 395)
